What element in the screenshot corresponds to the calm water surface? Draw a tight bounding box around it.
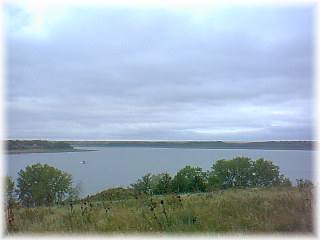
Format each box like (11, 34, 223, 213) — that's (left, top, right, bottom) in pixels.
(7, 147, 314, 196)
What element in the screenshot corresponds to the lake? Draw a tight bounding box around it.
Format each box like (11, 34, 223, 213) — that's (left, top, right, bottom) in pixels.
(6, 147, 314, 197)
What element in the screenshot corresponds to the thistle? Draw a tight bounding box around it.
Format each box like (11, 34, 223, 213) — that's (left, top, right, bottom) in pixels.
(160, 200, 169, 226)
(192, 217, 198, 224)
(69, 202, 73, 213)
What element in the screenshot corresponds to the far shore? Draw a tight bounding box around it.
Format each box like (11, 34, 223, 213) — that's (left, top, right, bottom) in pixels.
(6, 148, 96, 155)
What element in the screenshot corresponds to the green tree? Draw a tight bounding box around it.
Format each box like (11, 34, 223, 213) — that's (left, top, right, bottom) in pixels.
(17, 164, 72, 207)
(209, 157, 253, 189)
(278, 175, 292, 187)
(130, 173, 152, 194)
(172, 166, 207, 193)
(151, 172, 173, 194)
(209, 157, 291, 189)
(251, 158, 287, 187)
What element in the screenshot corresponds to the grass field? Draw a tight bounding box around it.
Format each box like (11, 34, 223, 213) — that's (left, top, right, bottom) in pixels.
(6, 186, 313, 234)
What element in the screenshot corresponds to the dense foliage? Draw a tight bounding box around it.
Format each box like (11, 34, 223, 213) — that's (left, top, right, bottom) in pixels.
(172, 166, 207, 193)
(131, 157, 291, 194)
(16, 164, 73, 207)
(208, 157, 291, 189)
(130, 172, 175, 195)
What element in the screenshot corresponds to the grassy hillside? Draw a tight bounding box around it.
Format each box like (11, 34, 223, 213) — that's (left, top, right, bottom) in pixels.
(7, 186, 313, 234)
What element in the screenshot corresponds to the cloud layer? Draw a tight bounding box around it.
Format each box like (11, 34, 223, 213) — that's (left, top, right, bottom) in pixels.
(5, 4, 314, 140)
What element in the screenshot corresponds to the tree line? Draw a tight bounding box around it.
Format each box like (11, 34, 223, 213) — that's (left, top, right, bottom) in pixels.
(130, 157, 292, 194)
(6, 157, 308, 208)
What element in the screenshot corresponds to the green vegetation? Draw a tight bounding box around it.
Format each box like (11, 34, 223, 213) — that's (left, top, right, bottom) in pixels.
(209, 157, 291, 189)
(16, 164, 73, 207)
(131, 157, 291, 194)
(172, 166, 207, 193)
(80, 188, 136, 203)
(6, 187, 312, 233)
(5, 157, 313, 233)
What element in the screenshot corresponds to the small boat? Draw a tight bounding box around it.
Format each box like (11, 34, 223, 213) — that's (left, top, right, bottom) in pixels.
(80, 160, 86, 164)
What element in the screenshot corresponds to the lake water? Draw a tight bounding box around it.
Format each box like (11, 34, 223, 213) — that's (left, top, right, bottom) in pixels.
(6, 147, 314, 197)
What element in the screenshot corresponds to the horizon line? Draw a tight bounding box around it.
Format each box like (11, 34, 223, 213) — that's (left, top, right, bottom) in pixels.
(5, 138, 315, 142)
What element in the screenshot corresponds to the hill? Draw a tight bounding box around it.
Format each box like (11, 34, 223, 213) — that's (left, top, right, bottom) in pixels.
(7, 186, 312, 233)
(6, 140, 90, 154)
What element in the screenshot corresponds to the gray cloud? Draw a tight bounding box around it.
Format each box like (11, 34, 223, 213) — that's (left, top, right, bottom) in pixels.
(5, 5, 314, 140)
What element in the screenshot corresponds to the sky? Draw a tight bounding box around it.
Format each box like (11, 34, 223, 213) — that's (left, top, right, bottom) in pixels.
(4, 2, 315, 141)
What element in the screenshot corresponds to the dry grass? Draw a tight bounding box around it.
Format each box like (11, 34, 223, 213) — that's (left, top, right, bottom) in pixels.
(6, 186, 313, 234)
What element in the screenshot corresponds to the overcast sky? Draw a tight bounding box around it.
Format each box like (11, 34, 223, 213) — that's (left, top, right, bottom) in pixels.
(5, 2, 314, 141)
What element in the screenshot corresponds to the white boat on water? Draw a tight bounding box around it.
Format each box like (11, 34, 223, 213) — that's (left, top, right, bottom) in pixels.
(80, 161, 86, 164)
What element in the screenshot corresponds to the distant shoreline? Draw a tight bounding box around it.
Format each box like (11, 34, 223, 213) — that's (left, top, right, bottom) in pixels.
(5, 140, 315, 153)
(6, 149, 96, 155)
(77, 145, 314, 151)
(68, 140, 315, 151)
